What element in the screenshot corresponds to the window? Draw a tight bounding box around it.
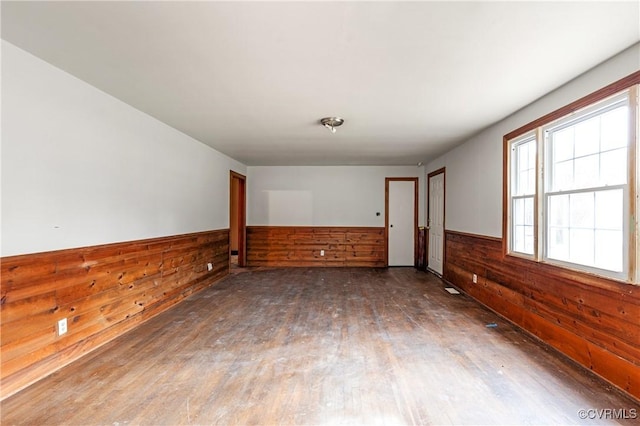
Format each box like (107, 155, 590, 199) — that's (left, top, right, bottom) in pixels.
(510, 133, 536, 256)
(544, 95, 628, 274)
(505, 73, 639, 283)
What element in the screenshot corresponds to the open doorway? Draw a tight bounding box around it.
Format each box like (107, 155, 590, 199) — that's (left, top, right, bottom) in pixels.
(230, 171, 246, 269)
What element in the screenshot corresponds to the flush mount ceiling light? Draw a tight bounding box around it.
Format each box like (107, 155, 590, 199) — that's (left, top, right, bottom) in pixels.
(320, 117, 344, 134)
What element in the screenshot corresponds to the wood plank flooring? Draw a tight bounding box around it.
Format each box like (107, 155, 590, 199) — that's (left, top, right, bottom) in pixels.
(2, 268, 639, 425)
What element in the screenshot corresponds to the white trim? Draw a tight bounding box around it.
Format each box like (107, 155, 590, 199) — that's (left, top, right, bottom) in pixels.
(506, 85, 638, 284)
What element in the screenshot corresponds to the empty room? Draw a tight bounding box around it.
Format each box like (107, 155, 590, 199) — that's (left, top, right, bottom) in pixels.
(1, 1, 639, 425)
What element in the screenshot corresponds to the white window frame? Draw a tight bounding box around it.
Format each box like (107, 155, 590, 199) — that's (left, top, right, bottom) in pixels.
(505, 79, 639, 284)
(508, 132, 537, 258)
(541, 93, 630, 280)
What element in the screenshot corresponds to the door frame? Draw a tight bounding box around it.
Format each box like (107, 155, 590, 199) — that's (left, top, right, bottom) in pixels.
(385, 177, 419, 266)
(230, 171, 247, 267)
(427, 167, 446, 275)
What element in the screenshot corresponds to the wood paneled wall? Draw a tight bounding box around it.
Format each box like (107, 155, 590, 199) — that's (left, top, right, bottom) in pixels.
(444, 230, 640, 400)
(247, 226, 385, 267)
(1, 230, 229, 400)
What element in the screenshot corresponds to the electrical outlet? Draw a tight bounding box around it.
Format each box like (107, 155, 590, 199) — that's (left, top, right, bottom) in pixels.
(207, 262, 213, 271)
(58, 318, 68, 336)
(320, 250, 325, 256)
(472, 274, 478, 284)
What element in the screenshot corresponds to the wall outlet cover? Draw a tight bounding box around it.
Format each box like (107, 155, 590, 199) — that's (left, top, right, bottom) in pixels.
(58, 318, 68, 336)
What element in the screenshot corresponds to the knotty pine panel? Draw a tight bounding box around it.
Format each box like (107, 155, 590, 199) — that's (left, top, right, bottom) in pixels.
(0, 230, 229, 400)
(247, 226, 385, 267)
(443, 230, 640, 400)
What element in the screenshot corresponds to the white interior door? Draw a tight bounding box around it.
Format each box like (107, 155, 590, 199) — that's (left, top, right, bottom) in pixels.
(428, 172, 445, 275)
(388, 180, 415, 266)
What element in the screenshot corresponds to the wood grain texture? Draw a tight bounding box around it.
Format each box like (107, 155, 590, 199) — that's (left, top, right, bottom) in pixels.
(247, 226, 385, 267)
(0, 230, 229, 400)
(2, 268, 638, 425)
(444, 230, 640, 401)
(416, 227, 427, 270)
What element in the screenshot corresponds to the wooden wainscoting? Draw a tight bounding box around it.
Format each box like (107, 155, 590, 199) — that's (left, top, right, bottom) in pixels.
(247, 226, 385, 267)
(0, 230, 229, 400)
(444, 230, 640, 401)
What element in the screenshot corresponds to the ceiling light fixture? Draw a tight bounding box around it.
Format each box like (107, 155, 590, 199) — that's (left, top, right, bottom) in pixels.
(320, 117, 344, 134)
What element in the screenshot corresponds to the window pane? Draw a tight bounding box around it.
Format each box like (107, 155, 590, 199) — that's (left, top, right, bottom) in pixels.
(518, 143, 530, 170)
(569, 192, 594, 229)
(600, 148, 627, 186)
(595, 230, 623, 272)
(595, 189, 622, 230)
(548, 194, 569, 227)
(514, 224, 534, 254)
(574, 115, 600, 157)
(553, 127, 574, 162)
(548, 226, 569, 260)
(574, 154, 599, 189)
(512, 196, 534, 255)
(518, 171, 530, 195)
(524, 197, 534, 226)
(553, 160, 573, 192)
(514, 198, 524, 225)
(528, 142, 536, 168)
(527, 169, 535, 194)
(548, 99, 629, 193)
(600, 106, 628, 151)
(569, 228, 594, 266)
(513, 138, 536, 196)
(548, 188, 624, 273)
(514, 225, 525, 253)
(524, 225, 534, 254)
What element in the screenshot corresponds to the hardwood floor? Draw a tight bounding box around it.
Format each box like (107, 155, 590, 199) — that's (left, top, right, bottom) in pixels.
(2, 268, 638, 425)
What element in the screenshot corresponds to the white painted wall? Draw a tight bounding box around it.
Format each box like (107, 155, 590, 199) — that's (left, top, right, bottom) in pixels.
(426, 42, 640, 238)
(248, 166, 425, 227)
(1, 42, 246, 256)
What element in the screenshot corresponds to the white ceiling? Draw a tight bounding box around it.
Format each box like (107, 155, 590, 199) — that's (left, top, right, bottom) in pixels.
(2, 1, 639, 166)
